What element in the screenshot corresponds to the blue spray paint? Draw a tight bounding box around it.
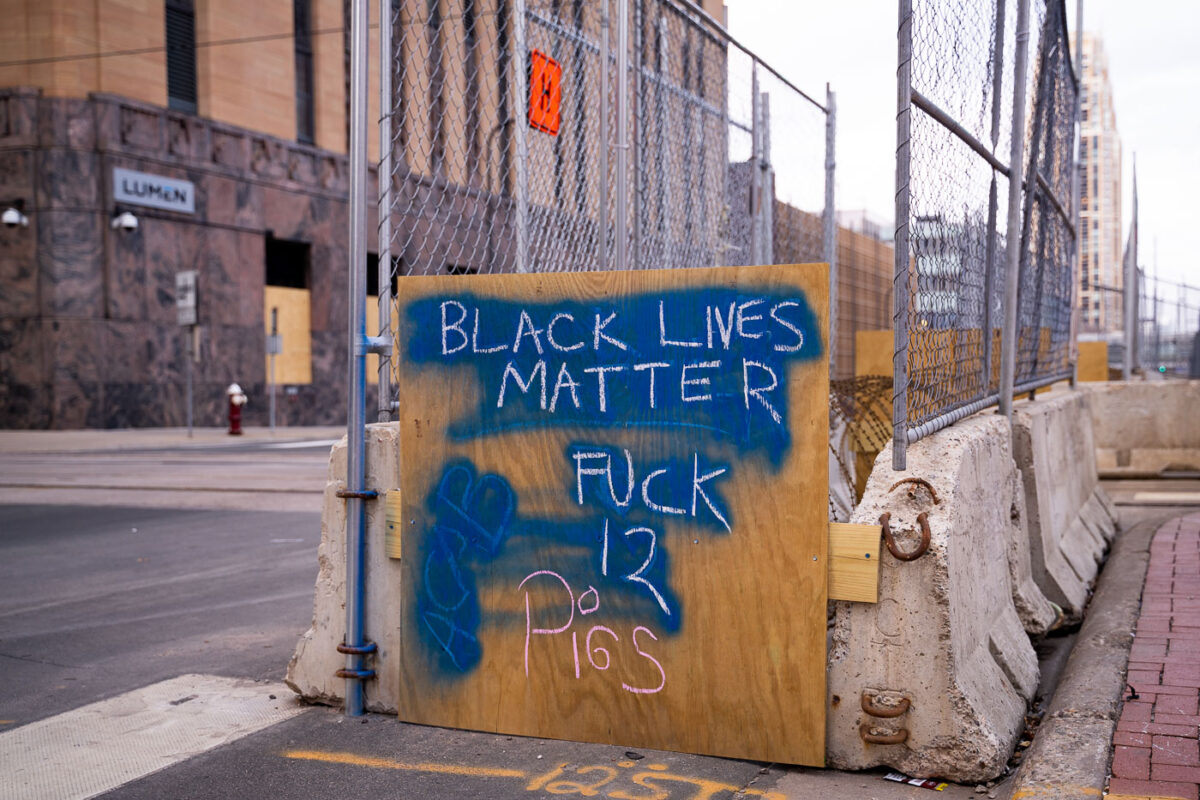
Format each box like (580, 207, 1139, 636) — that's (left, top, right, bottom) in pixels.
(408, 284, 822, 677)
(405, 287, 822, 468)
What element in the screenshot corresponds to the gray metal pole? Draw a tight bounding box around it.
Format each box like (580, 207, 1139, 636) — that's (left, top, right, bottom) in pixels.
(1068, 0, 1083, 386)
(760, 93, 773, 265)
(1123, 163, 1137, 379)
(515, 0, 529, 273)
(186, 326, 194, 437)
(998, 0, 1032, 420)
(824, 84, 837, 375)
(892, 0, 913, 470)
(269, 308, 277, 435)
(344, 0, 370, 718)
(750, 62, 761, 265)
(632, 0, 643, 270)
(615, 0, 629, 271)
(377, 0, 394, 421)
(599, 3, 609, 271)
(983, 0, 1003, 395)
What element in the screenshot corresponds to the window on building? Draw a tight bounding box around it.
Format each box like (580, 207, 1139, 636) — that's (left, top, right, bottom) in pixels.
(294, 0, 315, 144)
(266, 236, 311, 288)
(166, 0, 198, 114)
(265, 235, 313, 385)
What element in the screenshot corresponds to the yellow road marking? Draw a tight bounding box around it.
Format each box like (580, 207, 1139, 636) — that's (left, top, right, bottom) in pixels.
(282, 749, 527, 779)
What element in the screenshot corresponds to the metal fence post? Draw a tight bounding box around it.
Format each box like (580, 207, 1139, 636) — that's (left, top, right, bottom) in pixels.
(760, 92, 773, 265)
(344, 0, 371, 718)
(892, 0, 913, 470)
(1068, 0, 1083, 386)
(824, 84, 837, 374)
(981, 0, 1006, 397)
(998, 0, 1032, 420)
(632, 0, 643, 270)
(599, 3, 610, 271)
(515, 0, 529, 273)
(1123, 165, 1137, 379)
(615, 0, 630, 271)
(750, 62, 761, 266)
(377, 0, 393, 420)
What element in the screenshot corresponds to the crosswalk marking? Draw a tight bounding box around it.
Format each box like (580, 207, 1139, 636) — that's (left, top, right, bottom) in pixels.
(0, 674, 306, 800)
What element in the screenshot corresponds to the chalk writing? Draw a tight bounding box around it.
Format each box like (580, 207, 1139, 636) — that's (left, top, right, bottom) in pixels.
(519, 571, 667, 694)
(408, 282, 815, 704)
(407, 287, 821, 466)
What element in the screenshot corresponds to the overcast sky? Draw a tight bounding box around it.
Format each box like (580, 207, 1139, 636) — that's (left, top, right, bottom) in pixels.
(726, 0, 1199, 314)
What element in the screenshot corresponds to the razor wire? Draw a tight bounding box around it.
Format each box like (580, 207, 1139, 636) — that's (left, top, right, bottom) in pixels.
(376, 0, 834, 414)
(894, 0, 1079, 468)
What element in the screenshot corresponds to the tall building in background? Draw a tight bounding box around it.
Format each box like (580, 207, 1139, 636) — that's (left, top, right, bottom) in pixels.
(1076, 33, 1123, 333)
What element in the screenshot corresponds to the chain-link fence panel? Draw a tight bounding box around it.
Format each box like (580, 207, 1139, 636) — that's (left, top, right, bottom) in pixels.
(894, 0, 1079, 467)
(896, 0, 1016, 451)
(1139, 276, 1200, 377)
(1014, 0, 1076, 390)
(378, 0, 834, 412)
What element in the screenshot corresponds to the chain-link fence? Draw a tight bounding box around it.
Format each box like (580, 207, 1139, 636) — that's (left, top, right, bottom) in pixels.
(376, 0, 835, 414)
(893, 0, 1079, 468)
(1138, 274, 1200, 377)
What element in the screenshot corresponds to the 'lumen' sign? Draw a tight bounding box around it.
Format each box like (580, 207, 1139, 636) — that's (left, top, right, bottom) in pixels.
(113, 167, 196, 214)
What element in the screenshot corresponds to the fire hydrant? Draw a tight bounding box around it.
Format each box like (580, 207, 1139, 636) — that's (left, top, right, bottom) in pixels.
(226, 382, 248, 435)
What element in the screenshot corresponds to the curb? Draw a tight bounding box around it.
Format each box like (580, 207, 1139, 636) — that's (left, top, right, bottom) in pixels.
(1005, 515, 1170, 800)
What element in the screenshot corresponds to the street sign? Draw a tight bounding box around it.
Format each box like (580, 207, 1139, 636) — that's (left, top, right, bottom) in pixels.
(528, 49, 562, 136)
(175, 271, 197, 326)
(114, 167, 196, 214)
(266, 335, 283, 355)
(393, 264, 830, 766)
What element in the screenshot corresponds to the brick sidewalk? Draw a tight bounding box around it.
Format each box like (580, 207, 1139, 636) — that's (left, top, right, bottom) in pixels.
(1108, 512, 1200, 800)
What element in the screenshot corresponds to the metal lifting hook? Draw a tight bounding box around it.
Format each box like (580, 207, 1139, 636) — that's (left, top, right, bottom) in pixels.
(879, 511, 931, 561)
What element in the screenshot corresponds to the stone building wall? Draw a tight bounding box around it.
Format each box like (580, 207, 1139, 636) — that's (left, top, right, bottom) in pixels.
(0, 88, 366, 429)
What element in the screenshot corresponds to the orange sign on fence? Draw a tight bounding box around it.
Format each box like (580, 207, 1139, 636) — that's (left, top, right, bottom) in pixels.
(528, 49, 562, 136)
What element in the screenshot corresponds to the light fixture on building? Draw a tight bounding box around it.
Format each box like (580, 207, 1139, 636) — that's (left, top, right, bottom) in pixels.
(111, 210, 139, 232)
(2, 201, 28, 229)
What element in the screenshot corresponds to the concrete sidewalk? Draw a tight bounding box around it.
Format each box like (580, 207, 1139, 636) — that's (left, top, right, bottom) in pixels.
(1108, 512, 1200, 800)
(0, 426, 346, 454)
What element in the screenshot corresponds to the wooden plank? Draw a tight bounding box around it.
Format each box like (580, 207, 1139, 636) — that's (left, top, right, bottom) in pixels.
(828, 522, 881, 604)
(1077, 340, 1108, 382)
(385, 490, 403, 560)
(394, 264, 829, 766)
(854, 329, 893, 377)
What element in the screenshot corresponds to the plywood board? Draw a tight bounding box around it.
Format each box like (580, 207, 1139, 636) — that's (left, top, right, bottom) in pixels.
(828, 522, 881, 603)
(1077, 340, 1108, 382)
(854, 329, 893, 378)
(394, 264, 829, 766)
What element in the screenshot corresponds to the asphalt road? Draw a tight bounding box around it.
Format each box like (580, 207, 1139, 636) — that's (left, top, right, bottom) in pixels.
(0, 504, 319, 726)
(0, 433, 996, 799)
(0, 433, 334, 512)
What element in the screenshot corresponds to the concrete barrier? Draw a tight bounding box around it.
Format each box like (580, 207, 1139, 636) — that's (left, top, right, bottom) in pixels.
(827, 413, 1051, 782)
(286, 423, 404, 713)
(1087, 380, 1200, 476)
(290, 389, 1117, 778)
(1012, 389, 1118, 619)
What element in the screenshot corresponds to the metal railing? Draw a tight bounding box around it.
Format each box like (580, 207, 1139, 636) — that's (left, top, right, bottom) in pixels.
(374, 0, 837, 416)
(893, 0, 1079, 468)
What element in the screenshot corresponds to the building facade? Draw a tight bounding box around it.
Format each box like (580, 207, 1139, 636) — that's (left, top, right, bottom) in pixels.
(0, 0, 860, 431)
(1076, 33, 1123, 334)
